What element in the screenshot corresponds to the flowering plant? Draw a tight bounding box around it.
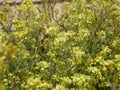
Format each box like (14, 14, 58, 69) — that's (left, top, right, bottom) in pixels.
(0, 0, 120, 89)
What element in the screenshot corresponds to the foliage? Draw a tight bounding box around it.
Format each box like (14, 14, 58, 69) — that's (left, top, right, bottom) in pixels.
(0, 0, 120, 89)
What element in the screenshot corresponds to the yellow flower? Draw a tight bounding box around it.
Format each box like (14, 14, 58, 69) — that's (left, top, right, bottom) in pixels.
(5, 43, 17, 58)
(0, 11, 7, 22)
(0, 82, 6, 90)
(27, 76, 41, 87)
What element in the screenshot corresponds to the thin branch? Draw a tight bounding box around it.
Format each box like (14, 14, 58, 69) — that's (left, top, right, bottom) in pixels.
(49, 3, 67, 31)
